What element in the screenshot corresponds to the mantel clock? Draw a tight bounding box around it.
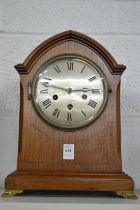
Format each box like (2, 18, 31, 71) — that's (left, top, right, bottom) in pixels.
(3, 31, 136, 199)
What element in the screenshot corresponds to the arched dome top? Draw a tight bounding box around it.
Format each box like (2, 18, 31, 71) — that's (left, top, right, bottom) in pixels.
(15, 30, 126, 74)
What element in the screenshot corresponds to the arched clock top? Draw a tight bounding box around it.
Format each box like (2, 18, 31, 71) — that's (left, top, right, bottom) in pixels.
(14, 30, 126, 75)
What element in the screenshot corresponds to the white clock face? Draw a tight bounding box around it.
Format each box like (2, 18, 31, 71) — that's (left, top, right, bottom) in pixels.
(32, 56, 108, 130)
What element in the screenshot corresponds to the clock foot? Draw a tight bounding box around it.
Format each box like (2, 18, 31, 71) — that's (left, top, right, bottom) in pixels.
(1, 190, 23, 197)
(116, 191, 137, 199)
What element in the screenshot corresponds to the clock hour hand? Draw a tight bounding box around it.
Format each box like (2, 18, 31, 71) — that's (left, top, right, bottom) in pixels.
(72, 88, 100, 93)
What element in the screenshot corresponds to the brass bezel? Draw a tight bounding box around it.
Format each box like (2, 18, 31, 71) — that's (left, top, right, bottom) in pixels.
(31, 54, 109, 131)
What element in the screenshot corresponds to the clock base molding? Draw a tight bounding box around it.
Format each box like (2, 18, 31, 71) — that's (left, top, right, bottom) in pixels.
(4, 170, 134, 193)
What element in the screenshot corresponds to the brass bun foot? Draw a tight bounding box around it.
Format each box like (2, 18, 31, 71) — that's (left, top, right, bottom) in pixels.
(116, 191, 138, 199)
(1, 190, 23, 197)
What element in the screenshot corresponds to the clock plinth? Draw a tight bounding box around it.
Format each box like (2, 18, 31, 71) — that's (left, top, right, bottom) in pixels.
(4, 30, 135, 197)
(4, 170, 135, 197)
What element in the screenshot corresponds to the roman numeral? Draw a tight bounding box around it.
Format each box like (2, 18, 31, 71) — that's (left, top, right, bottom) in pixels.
(88, 76, 96, 81)
(40, 74, 52, 80)
(81, 110, 86, 117)
(42, 99, 51, 109)
(53, 65, 61, 73)
(67, 61, 73, 70)
(41, 82, 49, 87)
(40, 89, 48, 93)
(92, 89, 100, 94)
(67, 112, 72, 121)
(88, 100, 97, 108)
(52, 108, 60, 118)
(80, 65, 85, 73)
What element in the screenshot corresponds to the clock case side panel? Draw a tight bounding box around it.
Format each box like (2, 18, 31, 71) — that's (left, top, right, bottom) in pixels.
(17, 82, 24, 163)
(116, 81, 122, 162)
(4, 30, 134, 192)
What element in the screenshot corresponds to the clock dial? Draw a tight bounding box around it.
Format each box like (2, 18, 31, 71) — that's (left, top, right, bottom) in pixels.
(32, 56, 108, 130)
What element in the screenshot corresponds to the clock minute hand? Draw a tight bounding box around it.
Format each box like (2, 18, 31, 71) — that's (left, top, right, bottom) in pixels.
(49, 85, 69, 92)
(41, 82, 69, 92)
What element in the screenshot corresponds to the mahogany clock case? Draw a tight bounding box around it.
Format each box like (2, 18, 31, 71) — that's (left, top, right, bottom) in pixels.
(4, 30, 134, 194)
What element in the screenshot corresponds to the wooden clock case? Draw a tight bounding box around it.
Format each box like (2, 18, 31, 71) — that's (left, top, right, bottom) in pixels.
(3, 31, 135, 198)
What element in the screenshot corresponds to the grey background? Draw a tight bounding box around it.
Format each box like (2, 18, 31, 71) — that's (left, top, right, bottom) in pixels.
(0, 0, 140, 189)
